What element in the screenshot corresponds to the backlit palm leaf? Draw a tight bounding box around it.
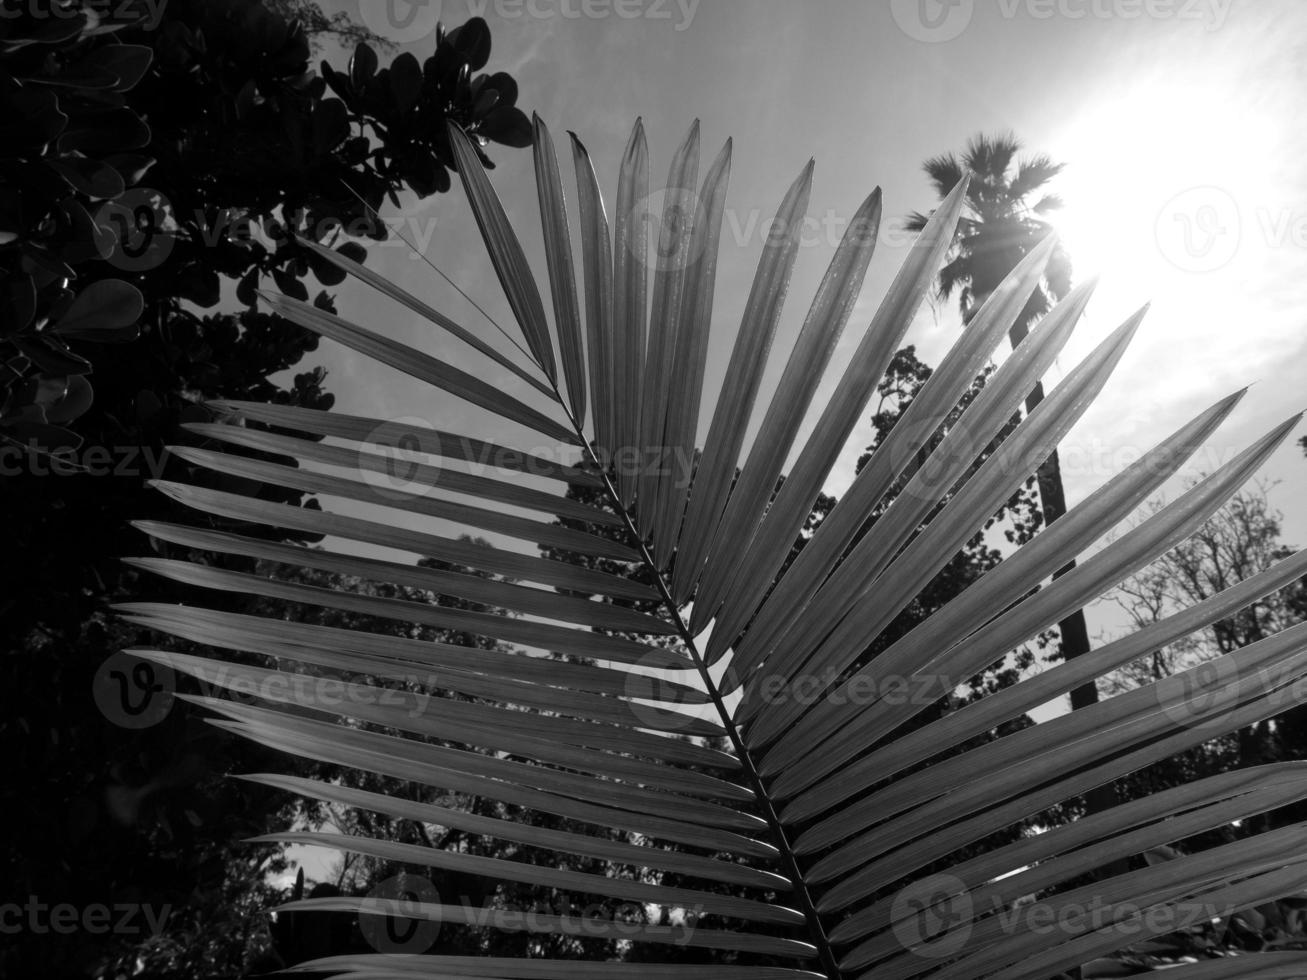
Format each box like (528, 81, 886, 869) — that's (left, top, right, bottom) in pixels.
(126, 117, 1307, 979)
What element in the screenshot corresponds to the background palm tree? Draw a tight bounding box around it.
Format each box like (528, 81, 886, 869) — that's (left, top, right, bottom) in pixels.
(906, 134, 1104, 750)
(907, 132, 1072, 339)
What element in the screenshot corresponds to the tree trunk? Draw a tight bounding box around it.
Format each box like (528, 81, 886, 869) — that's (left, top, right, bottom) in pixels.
(1010, 320, 1118, 820)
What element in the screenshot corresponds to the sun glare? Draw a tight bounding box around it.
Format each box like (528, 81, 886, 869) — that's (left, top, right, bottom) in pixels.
(1045, 76, 1280, 317)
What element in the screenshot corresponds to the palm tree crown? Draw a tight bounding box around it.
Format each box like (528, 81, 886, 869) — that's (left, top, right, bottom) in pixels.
(908, 131, 1071, 344)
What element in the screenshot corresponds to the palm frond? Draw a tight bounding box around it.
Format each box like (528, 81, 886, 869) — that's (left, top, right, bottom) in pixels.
(127, 118, 1307, 980)
(965, 131, 1020, 172)
(1030, 192, 1064, 215)
(1009, 153, 1066, 202)
(921, 152, 965, 200)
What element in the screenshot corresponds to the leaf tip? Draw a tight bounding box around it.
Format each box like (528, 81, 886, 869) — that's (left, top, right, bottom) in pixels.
(1225, 384, 1252, 407)
(1111, 303, 1148, 349)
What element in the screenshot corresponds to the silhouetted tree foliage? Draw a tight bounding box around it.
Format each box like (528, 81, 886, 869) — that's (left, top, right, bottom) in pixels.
(1, 0, 528, 446)
(1094, 483, 1307, 963)
(0, 2, 528, 976)
(1108, 482, 1307, 835)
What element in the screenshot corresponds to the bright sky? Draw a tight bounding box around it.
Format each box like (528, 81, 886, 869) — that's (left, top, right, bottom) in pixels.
(304, 0, 1307, 595)
(276, 0, 1307, 885)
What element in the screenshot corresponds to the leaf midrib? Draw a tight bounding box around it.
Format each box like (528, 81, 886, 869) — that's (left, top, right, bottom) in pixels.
(558, 403, 841, 979)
